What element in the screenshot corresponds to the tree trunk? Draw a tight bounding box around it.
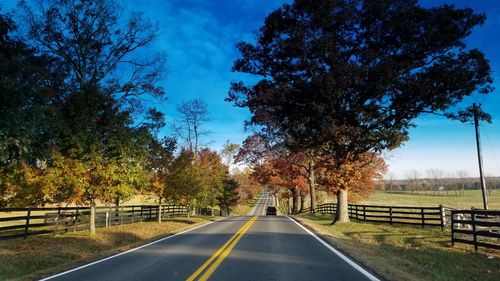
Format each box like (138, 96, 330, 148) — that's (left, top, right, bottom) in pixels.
(89, 200, 96, 235)
(299, 193, 304, 214)
(334, 189, 350, 224)
(158, 197, 162, 223)
(291, 188, 299, 215)
(308, 161, 316, 213)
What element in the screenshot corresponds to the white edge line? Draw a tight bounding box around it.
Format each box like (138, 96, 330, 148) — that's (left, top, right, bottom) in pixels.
(39, 217, 226, 281)
(286, 216, 381, 281)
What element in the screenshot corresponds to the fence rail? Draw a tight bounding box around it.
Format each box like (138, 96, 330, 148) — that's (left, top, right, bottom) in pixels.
(451, 209, 500, 251)
(304, 203, 499, 251)
(0, 204, 190, 240)
(310, 203, 445, 228)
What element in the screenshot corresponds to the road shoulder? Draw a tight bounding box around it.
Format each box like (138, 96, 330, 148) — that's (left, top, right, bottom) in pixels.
(1, 216, 221, 281)
(294, 213, 500, 281)
(289, 215, 384, 281)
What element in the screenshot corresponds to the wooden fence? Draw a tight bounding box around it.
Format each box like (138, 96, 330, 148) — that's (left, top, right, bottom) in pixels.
(305, 203, 500, 251)
(451, 209, 500, 251)
(0, 204, 189, 240)
(310, 203, 445, 228)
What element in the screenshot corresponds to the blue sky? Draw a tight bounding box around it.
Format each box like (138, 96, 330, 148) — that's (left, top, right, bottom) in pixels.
(2, 0, 500, 178)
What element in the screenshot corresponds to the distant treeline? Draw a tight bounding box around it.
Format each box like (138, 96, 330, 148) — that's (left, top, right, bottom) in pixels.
(381, 176, 500, 195)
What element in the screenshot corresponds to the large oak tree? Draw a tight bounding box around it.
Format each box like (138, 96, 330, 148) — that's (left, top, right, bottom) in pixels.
(227, 0, 492, 222)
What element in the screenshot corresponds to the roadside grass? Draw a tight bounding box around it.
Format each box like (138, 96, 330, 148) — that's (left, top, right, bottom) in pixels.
(0, 216, 218, 281)
(297, 213, 499, 281)
(360, 190, 500, 209)
(232, 195, 261, 216)
(314, 190, 500, 209)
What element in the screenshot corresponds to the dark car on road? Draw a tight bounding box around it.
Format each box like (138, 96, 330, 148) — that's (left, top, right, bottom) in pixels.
(266, 206, 277, 215)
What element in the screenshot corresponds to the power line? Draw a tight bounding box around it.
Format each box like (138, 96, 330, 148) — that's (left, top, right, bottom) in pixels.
(481, 124, 500, 175)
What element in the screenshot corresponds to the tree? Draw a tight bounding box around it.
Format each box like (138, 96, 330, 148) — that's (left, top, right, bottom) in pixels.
(221, 141, 240, 170)
(174, 99, 210, 153)
(167, 150, 199, 217)
(196, 148, 227, 209)
(316, 153, 386, 220)
(249, 153, 308, 215)
(286, 149, 320, 213)
(11, 0, 167, 234)
(235, 134, 313, 213)
(0, 11, 70, 207)
(217, 174, 240, 215)
(406, 170, 422, 194)
(232, 169, 263, 203)
(227, 0, 492, 223)
(22, 0, 164, 104)
(427, 169, 444, 195)
(385, 172, 396, 191)
(455, 169, 470, 196)
(144, 136, 176, 222)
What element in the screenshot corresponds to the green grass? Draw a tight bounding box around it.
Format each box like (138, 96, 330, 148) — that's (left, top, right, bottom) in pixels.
(298, 213, 499, 281)
(0, 216, 218, 281)
(360, 190, 500, 209)
(232, 194, 261, 216)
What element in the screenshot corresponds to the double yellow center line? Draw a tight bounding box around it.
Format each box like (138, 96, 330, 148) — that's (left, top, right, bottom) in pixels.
(187, 216, 258, 281)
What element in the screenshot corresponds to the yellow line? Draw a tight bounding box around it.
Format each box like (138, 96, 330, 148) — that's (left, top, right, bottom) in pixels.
(186, 216, 257, 281)
(198, 216, 257, 281)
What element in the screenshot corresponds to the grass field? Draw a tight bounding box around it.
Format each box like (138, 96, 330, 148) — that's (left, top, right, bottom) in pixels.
(313, 189, 500, 209)
(360, 190, 500, 209)
(232, 195, 260, 216)
(0, 216, 218, 281)
(298, 213, 499, 281)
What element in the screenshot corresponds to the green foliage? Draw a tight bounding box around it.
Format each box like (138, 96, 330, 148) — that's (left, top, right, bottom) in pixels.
(0, 1, 166, 209)
(227, 0, 493, 221)
(167, 150, 201, 206)
(166, 149, 229, 209)
(0, 12, 67, 166)
(196, 149, 227, 207)
(221, 141, 240, 166)
(228, 0, 492, 163)
(218, 174, 240, 214)
(144, 136, 176, 202)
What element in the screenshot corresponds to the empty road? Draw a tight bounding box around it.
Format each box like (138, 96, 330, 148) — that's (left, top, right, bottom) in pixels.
(41, 192, 380, 281)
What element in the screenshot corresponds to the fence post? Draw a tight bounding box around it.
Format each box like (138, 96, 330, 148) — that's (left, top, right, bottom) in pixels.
(120, 206, 124, 225)
(439, 204, 444, 231)
(74, 207, 79, 232)
(140, 206, 144, 222)
(421, 208, 425, 228)
(363, 206, 366, 222)
(108, 207, 112, 226)
(451, 210, 455, 247)
(389, 207, 393, 225)
(24, 208, 31, 239)
(105, 212, 109, 228)
(471, 208, 478, 251)
(54, 207, 62, 236)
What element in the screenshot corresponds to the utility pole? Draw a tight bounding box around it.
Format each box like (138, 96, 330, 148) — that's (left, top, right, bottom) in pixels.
(473, 103, 488, 210)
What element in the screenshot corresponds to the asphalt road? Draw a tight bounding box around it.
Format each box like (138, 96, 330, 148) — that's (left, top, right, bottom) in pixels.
(41, 192, 379, 281)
